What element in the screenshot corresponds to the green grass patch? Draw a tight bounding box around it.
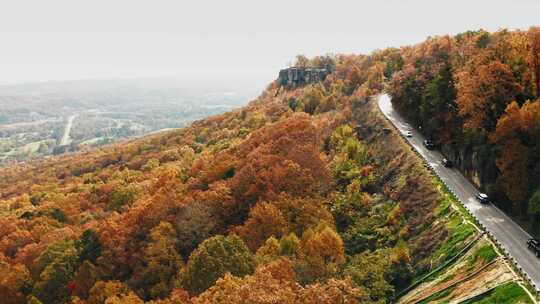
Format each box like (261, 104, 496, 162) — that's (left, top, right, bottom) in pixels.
(433, 212, 476, 262)
(467, 244, 497, 267)
(460, 282, 534, 304)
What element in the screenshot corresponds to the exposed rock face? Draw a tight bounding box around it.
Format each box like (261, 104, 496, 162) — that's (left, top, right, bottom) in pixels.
(278, 67, 330, 87)
(441, 143, 498, 192)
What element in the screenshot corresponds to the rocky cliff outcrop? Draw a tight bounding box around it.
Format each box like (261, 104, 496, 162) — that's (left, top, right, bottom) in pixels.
(278, 67, 330, 87)
(440, 143, 499, 193)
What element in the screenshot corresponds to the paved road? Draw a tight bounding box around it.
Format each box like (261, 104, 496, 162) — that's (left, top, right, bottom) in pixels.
(378, 94, 540, 291)
(60, 114, 77, 146)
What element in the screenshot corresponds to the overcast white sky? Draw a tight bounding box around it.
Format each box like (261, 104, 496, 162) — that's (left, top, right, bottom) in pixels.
(1, 0, 539, 87)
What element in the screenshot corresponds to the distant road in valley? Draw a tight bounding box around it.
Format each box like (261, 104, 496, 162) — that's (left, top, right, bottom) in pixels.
(60, 114, 77, 146)
(378, 94, 540, 291)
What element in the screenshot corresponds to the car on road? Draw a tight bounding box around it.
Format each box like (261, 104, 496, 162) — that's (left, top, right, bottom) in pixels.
(423, 139, 435, 150)
(442, 158, 453, 168)
(475, 192, 490, 204)
(404, 130, 413, 137)
(527, 238, 540, 257)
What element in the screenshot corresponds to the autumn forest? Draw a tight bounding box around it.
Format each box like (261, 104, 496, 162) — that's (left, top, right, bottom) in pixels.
(1, 27, 540, 304)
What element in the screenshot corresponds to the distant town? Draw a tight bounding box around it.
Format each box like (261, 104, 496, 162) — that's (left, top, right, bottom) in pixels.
(0, 79, 250, 165)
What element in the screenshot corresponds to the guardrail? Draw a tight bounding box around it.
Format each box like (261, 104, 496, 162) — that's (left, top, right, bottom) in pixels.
(375, 97, 540, 298)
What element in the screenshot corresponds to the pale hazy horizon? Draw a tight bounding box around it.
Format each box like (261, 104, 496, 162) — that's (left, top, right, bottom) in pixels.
(1, 0, 539, 87)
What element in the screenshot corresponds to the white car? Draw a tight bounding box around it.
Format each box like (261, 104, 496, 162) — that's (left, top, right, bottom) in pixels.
(475, 192, 490, 204)
(405, 131, 413, 137)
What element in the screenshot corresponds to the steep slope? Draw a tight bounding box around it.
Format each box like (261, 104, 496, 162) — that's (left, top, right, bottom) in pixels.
(0, 43, 535, 304)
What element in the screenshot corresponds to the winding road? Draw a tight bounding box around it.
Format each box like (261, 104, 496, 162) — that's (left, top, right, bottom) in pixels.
(378, 94, 540, 291)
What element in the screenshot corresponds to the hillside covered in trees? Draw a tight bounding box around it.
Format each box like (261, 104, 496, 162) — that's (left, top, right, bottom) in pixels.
(0, 27, 538, 304)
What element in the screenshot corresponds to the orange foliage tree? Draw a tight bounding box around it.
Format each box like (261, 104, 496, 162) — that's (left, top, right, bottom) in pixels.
(456, 61, 522, 131)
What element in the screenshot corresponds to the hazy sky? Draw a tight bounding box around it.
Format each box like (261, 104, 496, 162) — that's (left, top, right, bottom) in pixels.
(1, 0, 539, 87)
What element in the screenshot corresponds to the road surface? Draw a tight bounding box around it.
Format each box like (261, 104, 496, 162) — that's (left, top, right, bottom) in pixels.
(378, 94, 540, 291)
(60, 115, 77, 146)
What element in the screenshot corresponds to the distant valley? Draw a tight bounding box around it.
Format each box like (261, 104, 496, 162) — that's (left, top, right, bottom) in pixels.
(0, 78, 253, 165)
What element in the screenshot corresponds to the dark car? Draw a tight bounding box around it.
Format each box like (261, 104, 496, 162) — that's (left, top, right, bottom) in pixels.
(475, 192, 490, 204)
(442, 158, 453, 168)
(527, 238, 540, 257)
(423, 139, 435, 150)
